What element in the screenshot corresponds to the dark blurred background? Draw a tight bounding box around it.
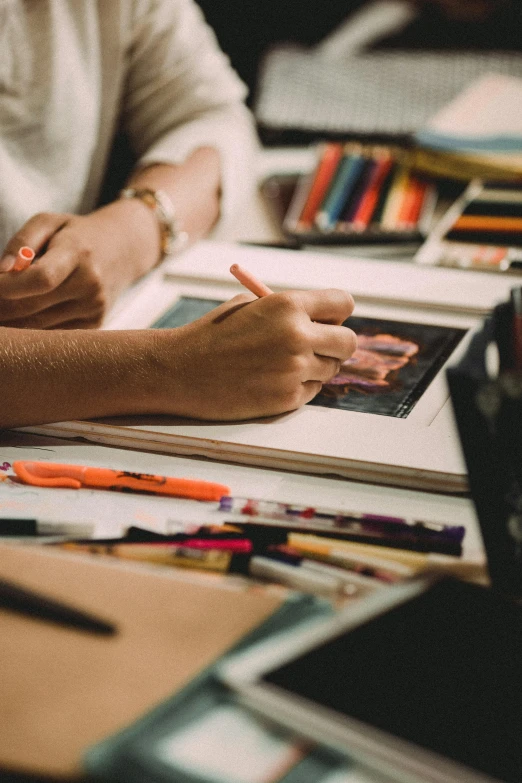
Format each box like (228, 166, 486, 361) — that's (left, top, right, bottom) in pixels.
(195, 0, 522, 103)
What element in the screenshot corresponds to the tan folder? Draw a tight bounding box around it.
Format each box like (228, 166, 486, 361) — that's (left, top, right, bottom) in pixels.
(0, 544, 284, 779)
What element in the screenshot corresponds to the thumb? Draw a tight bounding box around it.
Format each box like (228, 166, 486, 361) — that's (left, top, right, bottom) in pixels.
(1, 213, 69, 273)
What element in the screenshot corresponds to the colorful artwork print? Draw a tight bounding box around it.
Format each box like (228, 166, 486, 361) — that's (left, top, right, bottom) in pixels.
(152, 299, 466, 418)
(313, 316, 465, 417)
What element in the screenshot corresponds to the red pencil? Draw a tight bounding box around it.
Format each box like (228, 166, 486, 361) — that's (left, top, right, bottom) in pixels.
(404, 179, 428, 228)
(395, 176, 426, 230)
(297, 143, 343, 230)
(351, 154, 393, 230)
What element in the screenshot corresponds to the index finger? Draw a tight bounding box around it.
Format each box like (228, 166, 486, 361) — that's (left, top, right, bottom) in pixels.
(297, 288, 355, 325)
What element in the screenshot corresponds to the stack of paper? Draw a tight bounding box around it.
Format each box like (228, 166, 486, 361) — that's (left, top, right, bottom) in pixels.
(413, 74, 522, 182)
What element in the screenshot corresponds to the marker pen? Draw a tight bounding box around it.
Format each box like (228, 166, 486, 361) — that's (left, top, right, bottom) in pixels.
(57, 541, 251, 573)
(218, 496, 465, 554)
(0, 517, 95, 538)
(278, 540, 410, 583)
(248, 555, 349, 597)
(287, 534, 486, 582)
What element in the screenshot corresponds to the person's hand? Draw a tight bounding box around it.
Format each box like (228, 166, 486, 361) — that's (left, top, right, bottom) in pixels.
(0, 199, 159, 329)
(151, 288, 357, 421)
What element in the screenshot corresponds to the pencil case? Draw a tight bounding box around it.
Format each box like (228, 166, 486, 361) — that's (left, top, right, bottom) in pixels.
(283, 141, 437, 245)
(416, 179, 522, 273)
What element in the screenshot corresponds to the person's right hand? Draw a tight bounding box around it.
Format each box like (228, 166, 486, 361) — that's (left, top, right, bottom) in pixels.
(150, 288, 357, 421)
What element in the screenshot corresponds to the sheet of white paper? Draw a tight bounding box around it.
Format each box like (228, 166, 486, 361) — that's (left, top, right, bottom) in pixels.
(156, 704, 303, 783)
(0, 432, 484, 561)
(421, 74, 522, 142)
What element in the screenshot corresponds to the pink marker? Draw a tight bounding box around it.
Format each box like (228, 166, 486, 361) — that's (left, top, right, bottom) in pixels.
(230, 263, 273, 298)
(13, 246, 35, 272)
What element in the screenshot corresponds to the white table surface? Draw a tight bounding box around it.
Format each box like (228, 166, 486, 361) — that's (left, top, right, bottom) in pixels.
(0, 148, 487, 783)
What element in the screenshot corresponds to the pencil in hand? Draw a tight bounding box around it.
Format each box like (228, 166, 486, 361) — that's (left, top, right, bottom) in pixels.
(0, 246, 35, 273)
(230, 264, 273, 298)
(13, 246, 36, 272)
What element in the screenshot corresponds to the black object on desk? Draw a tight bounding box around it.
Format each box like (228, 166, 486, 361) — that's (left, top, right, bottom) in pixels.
(0, 575, 117, 635)
(447, 286, 522, 597)
(227, 576, 522, 783)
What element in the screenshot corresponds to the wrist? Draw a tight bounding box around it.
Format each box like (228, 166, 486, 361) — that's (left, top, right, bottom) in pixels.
(100, 198, 160, 280)
(118, 187, 189, 263)
(136, 327, 200, 418)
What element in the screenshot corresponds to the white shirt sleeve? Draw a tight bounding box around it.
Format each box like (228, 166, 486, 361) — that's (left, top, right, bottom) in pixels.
(121, 0, 260, 223)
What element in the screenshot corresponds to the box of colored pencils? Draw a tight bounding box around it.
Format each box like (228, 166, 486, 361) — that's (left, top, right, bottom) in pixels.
(416, 179, 522, 273)
(284, 142, 437, 244)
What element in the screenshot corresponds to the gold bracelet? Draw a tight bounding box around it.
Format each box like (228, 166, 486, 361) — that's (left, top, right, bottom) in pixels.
(118, 187, 189, 260)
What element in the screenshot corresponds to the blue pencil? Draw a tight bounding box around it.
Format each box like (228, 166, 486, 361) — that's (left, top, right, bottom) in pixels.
(315, 147, 366, 231)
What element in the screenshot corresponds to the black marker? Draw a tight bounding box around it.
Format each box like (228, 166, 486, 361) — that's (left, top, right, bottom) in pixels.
(0, 576, 117, 635)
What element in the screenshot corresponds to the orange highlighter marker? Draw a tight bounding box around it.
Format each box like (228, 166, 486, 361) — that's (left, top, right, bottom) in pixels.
(12, 461, 230, 501)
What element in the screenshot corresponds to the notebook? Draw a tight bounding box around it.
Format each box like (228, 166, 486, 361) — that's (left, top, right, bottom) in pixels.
(0, 544, 287, 779)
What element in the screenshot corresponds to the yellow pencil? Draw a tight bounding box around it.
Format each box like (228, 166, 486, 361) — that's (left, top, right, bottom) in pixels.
(379, 167, 410, 230)
(288, 533, 487, 583)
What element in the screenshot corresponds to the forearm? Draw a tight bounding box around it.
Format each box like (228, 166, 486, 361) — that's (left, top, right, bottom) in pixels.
(0, 288, 357, 428)
(0, 327, 170, 429)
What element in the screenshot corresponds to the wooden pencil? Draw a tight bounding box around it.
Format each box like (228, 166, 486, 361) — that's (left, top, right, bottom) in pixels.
(452, 215, 522, 233)
(315, 145, 365, 231)
(297, 142, 343, 230)
(350, 153, 393, 230)
(379, 167, 409, 230)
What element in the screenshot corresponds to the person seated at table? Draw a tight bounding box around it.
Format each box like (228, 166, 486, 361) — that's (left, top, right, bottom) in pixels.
(0, 1, 357, 428)
(0, 0, 258, 326)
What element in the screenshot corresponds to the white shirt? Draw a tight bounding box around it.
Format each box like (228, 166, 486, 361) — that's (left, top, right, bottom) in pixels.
(0, 0, 258, 246)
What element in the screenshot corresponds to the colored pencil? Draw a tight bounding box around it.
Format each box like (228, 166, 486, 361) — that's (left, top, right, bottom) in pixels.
(315, 146, 365, 231)
(453, 215, 522, 233)
(350, 153, 394, 230)
(371, 162, 397, 224)
(446, 229, 522, 245)
(380, 168, 409, 230)
(337, 155, 377, 228)
(286, 534, 484, 582)
(13, 246, 35, 272)
(229, 264, 273, 297)
(297, 142, 343, 230)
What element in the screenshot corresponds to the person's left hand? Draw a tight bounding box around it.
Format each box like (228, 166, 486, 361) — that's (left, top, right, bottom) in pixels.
(0, 200, 159, 329)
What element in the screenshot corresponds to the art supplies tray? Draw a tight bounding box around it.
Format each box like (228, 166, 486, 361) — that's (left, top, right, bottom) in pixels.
(282, 143, 437, 245)
(416, 180, 522, 273)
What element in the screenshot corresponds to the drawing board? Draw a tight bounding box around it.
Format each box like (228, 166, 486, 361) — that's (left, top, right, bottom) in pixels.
(19, 240, 492, 492)
(163, 240, 517, 315)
